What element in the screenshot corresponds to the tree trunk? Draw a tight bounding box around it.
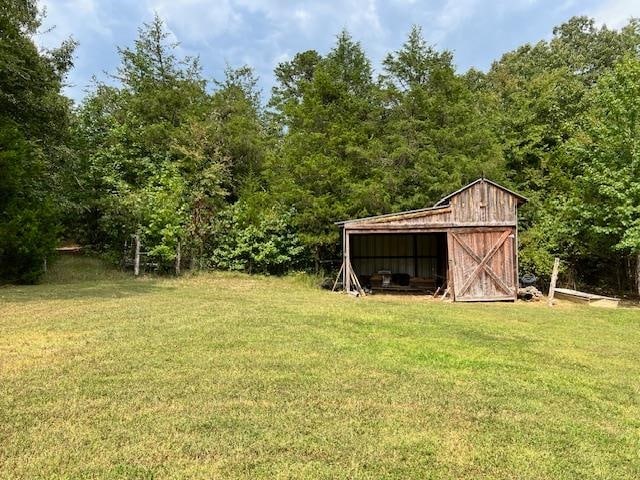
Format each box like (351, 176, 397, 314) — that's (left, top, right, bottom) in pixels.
(314, 246, 320, 275)
(175, 241, 181, 276)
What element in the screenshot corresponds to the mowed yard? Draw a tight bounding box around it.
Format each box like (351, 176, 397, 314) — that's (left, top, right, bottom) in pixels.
(1, 258, 639, 479)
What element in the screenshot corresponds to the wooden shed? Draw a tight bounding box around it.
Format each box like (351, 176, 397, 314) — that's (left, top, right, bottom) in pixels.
(336, 178, 527, 302)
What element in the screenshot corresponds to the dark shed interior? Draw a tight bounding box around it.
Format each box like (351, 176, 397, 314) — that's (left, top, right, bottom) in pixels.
(350, 233, 447, 293)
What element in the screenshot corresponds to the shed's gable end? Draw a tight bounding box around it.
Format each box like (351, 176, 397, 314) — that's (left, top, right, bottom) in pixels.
(338, 179, 525, 229)
(445, 180, 520, 225)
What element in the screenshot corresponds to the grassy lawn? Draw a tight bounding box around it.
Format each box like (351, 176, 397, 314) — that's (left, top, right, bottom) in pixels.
(1, 257, 639, 479)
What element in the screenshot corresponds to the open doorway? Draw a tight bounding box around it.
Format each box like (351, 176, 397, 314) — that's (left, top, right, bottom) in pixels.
(349, 232, 447, 294)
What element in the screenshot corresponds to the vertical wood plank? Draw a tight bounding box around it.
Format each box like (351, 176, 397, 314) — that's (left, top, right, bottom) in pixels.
(413, 233, 418, 277)
(446, 231, 455, 300)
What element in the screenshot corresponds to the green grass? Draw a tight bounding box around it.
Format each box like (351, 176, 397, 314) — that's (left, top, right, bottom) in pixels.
(1, 256, 639, 479)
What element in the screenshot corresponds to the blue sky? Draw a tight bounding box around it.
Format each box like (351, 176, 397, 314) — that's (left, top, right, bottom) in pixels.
(37, 0, 640, 103)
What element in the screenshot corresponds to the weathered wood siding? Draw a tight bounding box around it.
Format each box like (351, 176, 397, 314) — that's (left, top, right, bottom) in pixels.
(346, 207, 452, 231)
(449, 228, 517, 301)
(345, 182, 517, 231)
(340, 179, 524, 301)
(448, 182, 517, 225)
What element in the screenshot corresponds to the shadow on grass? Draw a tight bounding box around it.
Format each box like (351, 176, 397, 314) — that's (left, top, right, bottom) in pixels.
(1, 256, 173, 302)
(0, 279, 172, 302)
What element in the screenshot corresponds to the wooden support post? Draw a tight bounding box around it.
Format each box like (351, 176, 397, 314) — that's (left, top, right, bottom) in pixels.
(344, 229, 351, 293)
(446, 231, 455, 301)
(43, 258, 47, 274)
(548, 257, 560, 306)
(332, 263, 344, 292)
(350, 267, 365, 296)
(175, 241, 181, 276)
(134, 233, 141, 277)
(413, 234, 418, 278)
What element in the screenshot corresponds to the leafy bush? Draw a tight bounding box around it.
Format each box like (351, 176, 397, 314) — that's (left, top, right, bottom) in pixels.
(209, 202, 306, 275)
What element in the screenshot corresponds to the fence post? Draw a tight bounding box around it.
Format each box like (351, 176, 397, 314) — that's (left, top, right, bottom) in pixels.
(134, 233, 141, 277)
(548, 257, 560, 306)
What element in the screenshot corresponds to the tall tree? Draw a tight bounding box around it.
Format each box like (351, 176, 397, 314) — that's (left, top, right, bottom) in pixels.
(487, 16, 640, 279)
(380, 26, 504, 210)
(212, 65, 266, 200)
(0, 0, 75, 282)
(73, 15, 224, 265)
(567, 56, 640, 292)
(267, 31, 384, 267)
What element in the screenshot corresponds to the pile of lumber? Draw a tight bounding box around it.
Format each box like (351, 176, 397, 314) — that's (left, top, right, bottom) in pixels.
(553, 288, 619, 308)
(410, 277, 436, 291)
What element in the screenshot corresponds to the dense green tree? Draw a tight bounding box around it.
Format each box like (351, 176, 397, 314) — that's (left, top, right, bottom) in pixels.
(0, 0, 75, 283)
(212, 65, 266, 200)
(380, 26, 504, 210)
(267, 31, 385, 268)
(73, 15, 220, 265)
(209, 201, 305, 274)
(269, 50, 322, 117)
(566, 56, 640, 292)
(73, 16, 273, 270)
(487, 16, 640, 281)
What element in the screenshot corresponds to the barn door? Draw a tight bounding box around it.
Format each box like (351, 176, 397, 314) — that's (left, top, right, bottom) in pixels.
(449, 229, 516, 301)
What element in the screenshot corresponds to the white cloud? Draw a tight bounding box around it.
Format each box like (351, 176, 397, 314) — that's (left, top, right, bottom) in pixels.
(145, 0, 243, 44)
(436, 0, 480, 33)
(38, 0, 112, 49)
(293, 7, 311, 29)
(346, 0, 383, 36)
(589, 0, 640, 28)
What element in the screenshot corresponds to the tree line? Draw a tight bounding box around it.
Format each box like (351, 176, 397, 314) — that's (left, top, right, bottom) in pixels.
(2, 0, 640, 293)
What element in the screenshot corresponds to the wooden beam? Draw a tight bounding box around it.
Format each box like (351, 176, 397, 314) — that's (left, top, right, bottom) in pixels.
(413, 234, 418, 278)
(514, 212, 519, 300)
(346, 222, 517, 232)
(350, 267, 365, 296)
(446, 231, 455, 301)
(344, 229, 351, 293)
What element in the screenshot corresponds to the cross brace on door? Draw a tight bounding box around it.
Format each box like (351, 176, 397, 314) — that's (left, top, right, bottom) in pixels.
(451, 230, 513, 297)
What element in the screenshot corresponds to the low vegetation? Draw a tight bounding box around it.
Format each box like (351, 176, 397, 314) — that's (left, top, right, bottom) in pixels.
(1, 257, 639, 479)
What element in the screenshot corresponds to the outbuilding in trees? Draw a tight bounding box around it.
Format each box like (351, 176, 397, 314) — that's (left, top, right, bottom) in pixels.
(336, 178, 527, 302)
